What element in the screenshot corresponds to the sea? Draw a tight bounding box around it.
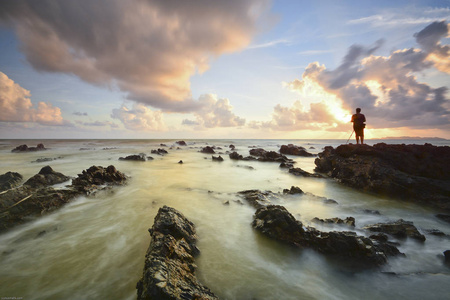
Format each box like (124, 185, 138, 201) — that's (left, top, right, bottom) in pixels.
(0, 139, 449, 300)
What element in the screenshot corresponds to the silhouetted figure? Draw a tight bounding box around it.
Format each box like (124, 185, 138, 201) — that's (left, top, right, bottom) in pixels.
(351, 108, 366, 144)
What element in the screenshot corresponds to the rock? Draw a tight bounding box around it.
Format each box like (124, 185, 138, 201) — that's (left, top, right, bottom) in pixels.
(238, 190, 276, 209)
(23, 166, 70, 189)
(280, 144, 315, 157)
(176, 141, 187, 146)
(444, 250, 450, 266)
(436, 214, 450, 223)
(12, 143, 46, 152)
(363, 209, 381, 215)
(311, 217, 355, 227)
(229, 152, 243, 160)
(229, 144, 235, 150)
(314, 144, 450, 212)
(223, 200, 230, 205)
(0, 172, 23, 192)
(252, 205, 401, 267)
(248, 148, 293, 163)
(212, 155, 224, 162)
(201, 146, 215, 154)
(425, 229, 447, 237)
(160, 144, 167, 147)
(323, 199, 339, 205)
(151, 149, 168, 155)
(289, 167, 324, 178)
(119, 154, 146, 161)
(136, 206, 218, 300)
(370, 233, 389, 243)
(283, 186, 304, 195)
(363, 219, 426, 241)
(72, 165, 127, 193)
(178, 160, 183, 164)
(279, 162, 294, 168)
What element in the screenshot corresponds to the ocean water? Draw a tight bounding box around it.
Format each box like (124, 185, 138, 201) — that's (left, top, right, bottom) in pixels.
(0, 139, 449, 300)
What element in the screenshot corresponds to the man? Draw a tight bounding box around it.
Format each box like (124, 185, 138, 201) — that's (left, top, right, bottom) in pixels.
(351, 108, 366, 144)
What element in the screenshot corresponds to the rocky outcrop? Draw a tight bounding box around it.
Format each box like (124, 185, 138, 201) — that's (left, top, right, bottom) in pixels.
(0, 172, 23, 192)
(201, 146, 215, 154)
(12, 143, 46, 152)
(238, 190, 277, 209)
(283, 186, 304, 195)
(119, 154, 147, 161)
(314, 144, 450, 211)
(23, 166, 70, 189)
(151, 149, 168, 155)
(288, 167, 324, 178)
(136, 206, 218, 300)
(311, 217, 355, 227)
(249, 148, 292, 163)
(252, 205, 403, 268)
(0, 165, 127, 233)
(176, 141, 187, 146)
(280, 144, 314, 157)
(363, 219, 426, 241)
(212, 155, 224, 162)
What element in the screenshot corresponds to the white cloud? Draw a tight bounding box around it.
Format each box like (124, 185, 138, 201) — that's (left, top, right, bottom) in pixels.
(111, 103, 166, 131)
(0, 71, 65, 126)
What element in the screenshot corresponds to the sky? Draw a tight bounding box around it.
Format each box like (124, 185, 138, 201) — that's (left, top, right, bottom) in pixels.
(0, 0, 449, 139)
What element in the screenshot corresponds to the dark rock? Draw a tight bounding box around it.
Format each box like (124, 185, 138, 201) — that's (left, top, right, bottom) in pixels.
(229, 144, 235, 150)
(136, 206, 218, 300)
(288, 167, 324, 178)
(280, 144, 315, 157)
(212, 155, 224, 162)
(178, 160, 183, 164)
(23, 166, 70, 189)
(160, 144, 167, 147)
(176, 141, 187, 146)
(201, 146, 216, 154)
(0, 172, 23, 192)
(229, 152, 243, 160)
(311, 217, 355, 227)
(72, 165, 127, 193)
(119, 154, 146, 161)
(248, 148, 293, 163)
(444, 250, 450, 266)
(252, 205, 401, 267)
(238, 190, 276, 209)
(323, 199, 339, 205)
(279, 162, 294, 168)
(436, 214, 450, 223)
(425, 229, 448, 237)
(363, 219, 426, 241)
(151, 149, 168, 155)
(12, 143, 46, 152)
(363, 209, 381, 215)
(370, 233, 389, 243)
(314, 144, 450, 212)
(283, 186, 304, 195)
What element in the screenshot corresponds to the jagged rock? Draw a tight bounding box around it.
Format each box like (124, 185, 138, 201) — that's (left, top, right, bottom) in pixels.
(238, 190, 276, 209)
(119, 154, 146, 161)
(0, 172, 23, 192)
(280, 144, 314, 157)
(436, 214, 450, 223)
(23, 166, 70, 189)
(311, 217, 355, 227)
(151, 149, 168, 155)
(201, 146, 215, 154)
(283, 186, 304, 195)
(12, 143, 46, 152)
(363, 219, 426, 241)
(72, 165, 127, 193)
(176, 141, 187, 146)
(314, 144, 450, 211)
(252, 205, 402, 267)
(248, 148, 292, 163)
(136, 206, 218, 300)
(289, 167, 324, 178)
(212, 155, 224, 162)
(279, 162, 294, 168)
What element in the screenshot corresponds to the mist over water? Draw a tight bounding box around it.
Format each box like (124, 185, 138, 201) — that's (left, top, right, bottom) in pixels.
(0, 139, 449, 300)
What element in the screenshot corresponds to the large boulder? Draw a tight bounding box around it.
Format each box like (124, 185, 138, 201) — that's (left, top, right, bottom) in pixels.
(136, 206, 218, 300)
(280, 144, 314, 157)
(252, 205, 403, 268)
(201, 146, 216, 154)
(314, 144, 450, 211)
(23, 166, 70, 189)
(0, 172, 23, 192)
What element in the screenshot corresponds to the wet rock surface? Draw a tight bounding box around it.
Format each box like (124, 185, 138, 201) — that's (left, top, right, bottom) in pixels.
(119, 154, 147, 161)
(0, 165, 127, 232)
(363, 219, 426, 241)
(12, 143, 46, 152)
(314, 143, 450, 211)
(151, 149, 169, 155)
(288, 167, 324, 178)
(252, 205, 403, 268)
(0, 172, 23, 192)
(311, 217, 356, 227)
(136, 206, 218, 300)
(280, 144, 315, 157)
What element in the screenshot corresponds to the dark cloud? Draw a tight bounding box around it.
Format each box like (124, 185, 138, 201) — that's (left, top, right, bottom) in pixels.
(0, 0, 270, 112)
(73, 111, 88, 116)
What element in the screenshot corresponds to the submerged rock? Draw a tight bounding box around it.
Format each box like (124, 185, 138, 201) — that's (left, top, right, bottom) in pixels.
(363, 219, 426, 241)
(151, 149, 168, 155)
(288, 167, 324, 178)
(280, 144, 314, 157)
(136, 206, 218, 300)
(252, 205, 401, 267)
(12, 143, 46, 152)
(0, 172, 23, 192)
(314, 144, 450, 212)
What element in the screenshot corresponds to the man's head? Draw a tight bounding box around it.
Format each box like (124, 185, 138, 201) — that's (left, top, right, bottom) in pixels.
(356, 108, 361, 113)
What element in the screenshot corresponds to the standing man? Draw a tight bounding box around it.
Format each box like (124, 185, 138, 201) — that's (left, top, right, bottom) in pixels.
(351, 108, 366, 144)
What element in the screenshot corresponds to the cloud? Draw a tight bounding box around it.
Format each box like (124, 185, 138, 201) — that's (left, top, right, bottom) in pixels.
(247, 39, 291, 50)
(0, 71, 65, 125)
(269, 21, 450, 132)
(73, 111, 88, 116)
(0, 0, 270, 112)
(82, 120, 118, 128)
(182, 94, 245, 128)
(111, 103, 166, 131)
